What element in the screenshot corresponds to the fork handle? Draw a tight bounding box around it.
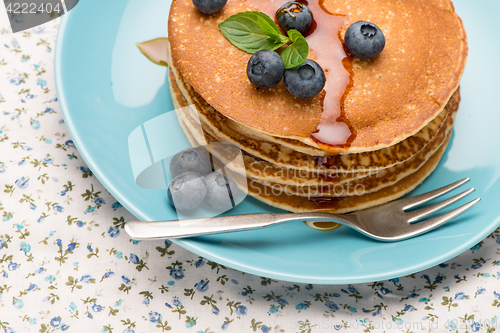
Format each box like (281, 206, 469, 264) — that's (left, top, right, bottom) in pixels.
(124, 212, 355, 240)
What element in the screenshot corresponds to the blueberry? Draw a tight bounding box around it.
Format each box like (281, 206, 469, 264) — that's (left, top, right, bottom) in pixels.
(204, 172, 238, 210)
(284, 59, 325, 99)
(247, 50, 285, 89)
(168, 172, 207, 211)
(344, 21, 385, 59)
(276, 2, 314, 35)
(170, 148, 212, 178)
(192, 0, 227, 15)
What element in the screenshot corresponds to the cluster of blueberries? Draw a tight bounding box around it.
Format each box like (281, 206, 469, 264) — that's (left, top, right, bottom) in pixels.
(192, 0, 386, 99)
(168, 148, 238, 212)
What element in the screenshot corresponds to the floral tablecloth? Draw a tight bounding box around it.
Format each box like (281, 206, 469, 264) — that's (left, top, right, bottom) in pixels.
(1, 19, 500, 333)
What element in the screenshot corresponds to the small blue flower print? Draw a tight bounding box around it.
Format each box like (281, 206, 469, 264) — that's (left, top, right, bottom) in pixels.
(115, 251, 123, 259)
(122, 329, 135, 333)
(54, 205, 64, 213)
(108, 226, 120, 238)
(94, 197, 105, 205)
(76, 221, 84, 228)
(419, 297, 430, 302)
(305, 284, 313, 290)
(403, 305, 412, 311)
(37, 215, 45, 223)
(471, 264, 482, 269)
(0, 165, 5, 173)
(493, 291, 500, 300)
(8, 262, 18, 271)
(435, 276, 444, 283)
(261, 326, 269, 333)
(50, 317, 61, 327)
(45, 275, 56, 282)
(61, 324, 69, 331)
(268, 305, 279, 314)
(235, 305, 247, 316)
(87, 245, 93, 252)
(27, 284, 36, 291)
(80, 166, 90, 173)
(295, 303, 308, 311)
(477, 288, 486, 295)
(380, 287, 390, 295)
(122, 276, 131, 285)
(103, 271, 114, 279)
(276, 298, 288, 305)
(129, 253, 140, 264)
(42, 157, 53, 164)
(31, 119, 40, 130)
(0, 239, 6, 250)
(37, 78, 47, 87)
(15, 176, 29, 189)
(455, 292, 467, 300)
(67, 242, 76, 253)
(112, 201, 123, 209)
(35, 267, 45, 274)
(325, 301, 339, 311)
(221, 320, 230, 330)
(347, 286, 358, 293)
(44, 107, 56, 114)
(169, 269, 184, 280)
(172, 299, 182, 307)
(470, 243, 481, 251)
(185, 317, 196, 328)
(331, 293, 341, 297)
(195, 279, 209, 292)
(92, 304, 102, 312)
(13, 298, 23, 309)
(80, 275, 94, 283)
(148, 311, 162, 323)
(231, 279, 238, 284)
(471, 321, 480, 332)
(69, 302, 77, 311)
(194, 258, 205, 268)
(212, 306, 220, 315)
(10, 77, 23, 85)
(393, 318, 404, 325)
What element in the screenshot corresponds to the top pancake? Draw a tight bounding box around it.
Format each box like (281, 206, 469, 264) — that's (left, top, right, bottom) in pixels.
(168, 0, 467, 153)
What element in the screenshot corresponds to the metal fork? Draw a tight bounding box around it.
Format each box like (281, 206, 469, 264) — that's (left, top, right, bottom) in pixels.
(125, 178, 480, 242)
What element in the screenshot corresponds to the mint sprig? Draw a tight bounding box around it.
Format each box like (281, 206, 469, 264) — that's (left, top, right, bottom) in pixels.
(218, 11, 309, 69)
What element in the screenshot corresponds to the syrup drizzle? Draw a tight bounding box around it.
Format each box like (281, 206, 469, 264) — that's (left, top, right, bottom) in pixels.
(252, 0, 356, 149)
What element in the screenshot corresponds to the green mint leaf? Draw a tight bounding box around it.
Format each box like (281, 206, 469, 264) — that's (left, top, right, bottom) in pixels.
(256, 14, 283, 40)
(280, 29, 309, 69)
(219, 11, 288, 53)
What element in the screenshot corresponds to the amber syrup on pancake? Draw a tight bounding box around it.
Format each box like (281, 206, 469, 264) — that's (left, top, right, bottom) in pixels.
(254, 0, 356, 150)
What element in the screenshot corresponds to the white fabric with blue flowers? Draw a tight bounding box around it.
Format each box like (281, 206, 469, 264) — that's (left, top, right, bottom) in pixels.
(1, 20, 500, 333)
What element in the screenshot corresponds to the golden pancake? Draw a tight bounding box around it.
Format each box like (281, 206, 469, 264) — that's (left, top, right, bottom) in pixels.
(177, 108, 451, 213)
(168, 0, 467, 153)
(169, 58, 460, 175)
(170, 69, 455, 198)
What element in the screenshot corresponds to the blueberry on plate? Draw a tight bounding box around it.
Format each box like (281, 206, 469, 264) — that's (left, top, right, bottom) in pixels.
(344, 21, 385, 59)
(192, 0, 227, 15)
(168, 172, 207, 211)
(204, 172, 238, 210)
(284, 59, 325, 99)
(276, 2, 314, 35)
(247, 50, 285, 89)
(170, 147, 212, 178)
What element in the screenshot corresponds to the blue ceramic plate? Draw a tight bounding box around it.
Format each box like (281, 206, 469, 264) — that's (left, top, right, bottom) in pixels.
(55, 0, 500, 284)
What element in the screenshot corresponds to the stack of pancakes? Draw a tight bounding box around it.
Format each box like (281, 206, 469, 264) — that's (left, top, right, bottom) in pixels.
(167, 0, 467, 213)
